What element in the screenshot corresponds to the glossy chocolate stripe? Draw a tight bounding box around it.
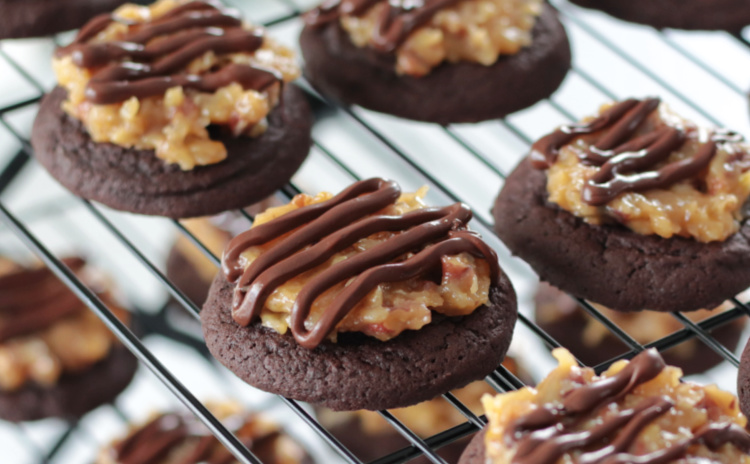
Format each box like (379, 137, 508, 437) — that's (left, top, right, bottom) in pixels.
(305, 0, 463, 52)
(222, 178, 400, 281)
(290, 230, 498, 348)
(513, 396, 673, 464)
(121, 6, 241, 44)
(86, 62, 280, 105)
(372, 0, 464, 53)
(57, 1, 281, 104)
(599, 423, 750, 464)
(512, 349, 665, 433)
(234, 204, 471, 326)
(530, 97, 746, 206)
(223, 178, 499, 350)
(70, 28, 256, 69)
(116, 414, 189, 464)
(114, 412, 284, 464)
(506, 349, 750, 464)
(588, 127, 683, 183)
(582, 98, 661, 164)
(582, 137, 717, 206)
(529, 98, 640, 169)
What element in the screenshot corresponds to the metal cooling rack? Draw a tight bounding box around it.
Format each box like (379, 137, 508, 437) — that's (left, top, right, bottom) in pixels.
(0, 0, 749, 462)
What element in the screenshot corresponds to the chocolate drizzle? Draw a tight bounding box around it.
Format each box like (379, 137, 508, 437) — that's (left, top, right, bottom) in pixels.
(56, 1, 282, 104)
(222, 177, 501, 349)
(0, 257, 87, 342)
(505, 349, 750, 464)
(305, 0, 464, 53)
(113, 412, 284, 464)
(529, 97, 746, 206)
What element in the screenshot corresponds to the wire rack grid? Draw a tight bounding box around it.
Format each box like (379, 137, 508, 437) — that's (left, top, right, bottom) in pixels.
(0, 0, 749, 463)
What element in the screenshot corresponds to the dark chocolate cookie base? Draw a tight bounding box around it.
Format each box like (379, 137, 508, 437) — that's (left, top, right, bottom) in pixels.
(534, 282, 744, 375)
(323, 413, 470, 464)
(0, 343, 137, 422)
(570, 0, 750, 32)
(493, 158, 750, 313)
(300, 4, 570, 124)
(201, 274, 517, 411)
(31, 85, 312, 219)
(457, 429, 485, 464)
(0, 0, 138, 40)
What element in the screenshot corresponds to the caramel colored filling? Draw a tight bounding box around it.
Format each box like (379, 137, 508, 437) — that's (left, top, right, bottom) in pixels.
(483, 349, 750, 464)
(53, 0, 300, 170)
(238, 188, 491, 342)
(546, 103, 750, 243)
(341, 0, 541, 77)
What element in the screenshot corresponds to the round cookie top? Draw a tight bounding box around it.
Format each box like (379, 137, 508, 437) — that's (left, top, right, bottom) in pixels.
(530, 97, 750, 243)
(220, 178, 501, 349)
(53, 0, 300, 170)
(0, 257, 129, 392)
(304, 0, 543, 77)
(482, 348, 750, 464)
(97, 402, 310, 464)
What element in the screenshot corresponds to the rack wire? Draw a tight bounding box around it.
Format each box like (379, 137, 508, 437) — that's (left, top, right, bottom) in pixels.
(0, 0, 749, 462)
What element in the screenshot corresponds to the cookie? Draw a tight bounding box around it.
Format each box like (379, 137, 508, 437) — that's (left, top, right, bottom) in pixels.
(0, 0, 140, 40)
(300, 1, 570, 124)
(31, 0, 312, 219)
(0, 344, 137, 422)
(534, 282, 746, 374)
(95, 402, 313, 464)
(461, 348, 750, 464)
(0, 256, 137, 421)
(570, 0, 750, 32)
(493, 97, 750, 312)
(202, 178, 518, 411)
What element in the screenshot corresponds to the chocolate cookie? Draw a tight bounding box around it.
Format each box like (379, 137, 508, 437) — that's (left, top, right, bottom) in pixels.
(202, 178, 518, 411)
(0, 0, 139, 40)
(468, 348, 750, 464)
(31, 85, 312, 219)
(203, 275, 516, 411)
(534, 282, 745, 374)
(97, 403, 314, 464)
(32, 1, 313, 219)
(493, 96, 750, 313)
(570, 0, 750, 32)
(300, 3, 571, 124)
(495, 157, 750, 312)
(0, 343, 137, 422)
